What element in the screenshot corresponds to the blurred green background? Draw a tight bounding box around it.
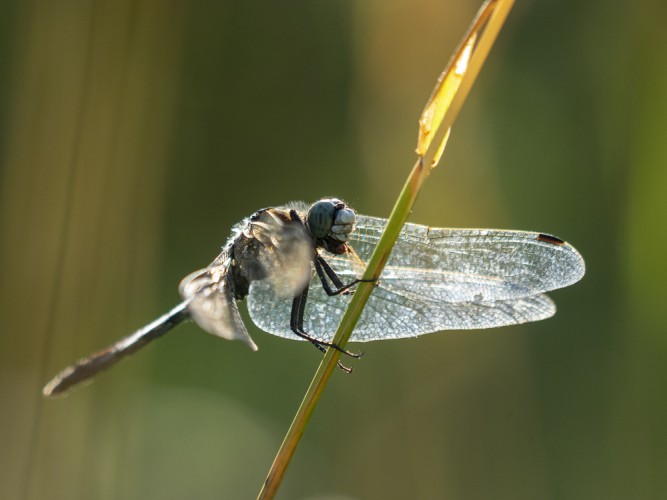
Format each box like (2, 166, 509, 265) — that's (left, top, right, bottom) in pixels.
(1, 1, 665, 499)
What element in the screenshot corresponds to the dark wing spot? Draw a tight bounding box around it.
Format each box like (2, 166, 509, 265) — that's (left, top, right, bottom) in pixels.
(537, 233, 565, 246)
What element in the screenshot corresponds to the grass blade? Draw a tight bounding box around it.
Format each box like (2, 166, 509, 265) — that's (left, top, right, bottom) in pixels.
(257, 1, 514, 498)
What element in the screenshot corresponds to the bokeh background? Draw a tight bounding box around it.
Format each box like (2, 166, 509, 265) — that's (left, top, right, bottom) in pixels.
(1, 1, 665, 499)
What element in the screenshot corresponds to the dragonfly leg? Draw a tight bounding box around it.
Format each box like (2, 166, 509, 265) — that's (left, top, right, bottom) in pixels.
(314, 256, 375, 297)
(304, 335, 354, 373)
(290, 286, 364, 360)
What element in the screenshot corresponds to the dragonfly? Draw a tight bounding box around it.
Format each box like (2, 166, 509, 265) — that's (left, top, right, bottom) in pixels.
(43, 198, 585, 396)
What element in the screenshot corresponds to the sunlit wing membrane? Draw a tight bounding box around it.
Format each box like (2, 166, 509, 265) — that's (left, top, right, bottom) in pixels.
(179, 267, 258, 350)
(334, 215, 586, 299)
(248, 278, 556, 342)
(247, 215, 584, 342)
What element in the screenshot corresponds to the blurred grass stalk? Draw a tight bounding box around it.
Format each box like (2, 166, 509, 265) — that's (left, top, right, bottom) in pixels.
(257, 1, 514, 498)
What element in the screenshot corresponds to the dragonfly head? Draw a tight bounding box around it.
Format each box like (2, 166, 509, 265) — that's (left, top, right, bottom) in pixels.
(306, 198, 356, 254)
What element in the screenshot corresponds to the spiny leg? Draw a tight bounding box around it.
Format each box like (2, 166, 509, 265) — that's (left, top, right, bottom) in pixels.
(314, 255, 375, 296)
(301, 332, 353, 374)
(290, 286, 362, 366)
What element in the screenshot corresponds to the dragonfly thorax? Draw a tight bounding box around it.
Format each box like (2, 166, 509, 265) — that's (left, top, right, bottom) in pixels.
(228, 207, 312, 300)
(306, 198, 356, 255)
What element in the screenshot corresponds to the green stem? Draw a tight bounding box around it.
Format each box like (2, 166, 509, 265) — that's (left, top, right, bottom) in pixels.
(257, 159, 428, 500)
(257, 1, 514, 497)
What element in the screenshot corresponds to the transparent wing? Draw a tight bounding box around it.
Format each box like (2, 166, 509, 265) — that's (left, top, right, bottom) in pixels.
(247, 215, 585, 342)
(179, 266, 258, 350)
(331, 215, 585, 300)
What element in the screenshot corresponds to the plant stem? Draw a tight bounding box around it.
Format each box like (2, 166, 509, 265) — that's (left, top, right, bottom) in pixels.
(257, 1, 514, 498)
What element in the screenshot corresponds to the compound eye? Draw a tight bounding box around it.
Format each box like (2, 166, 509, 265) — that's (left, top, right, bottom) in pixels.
(330, 207, 356, 241)
(306, 199, 337, 239)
